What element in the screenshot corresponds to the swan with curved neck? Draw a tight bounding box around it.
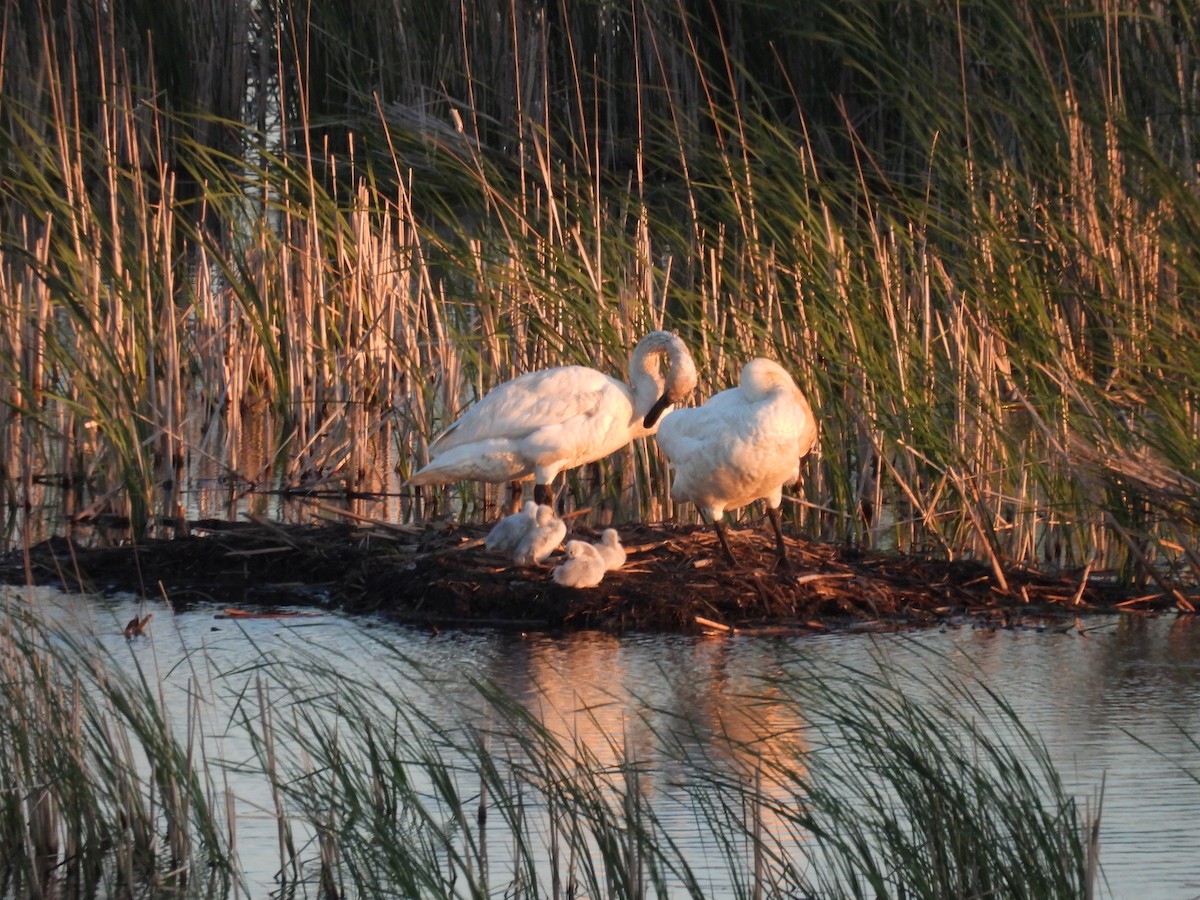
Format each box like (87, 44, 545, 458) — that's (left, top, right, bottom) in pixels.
(408, 330, 697, 505)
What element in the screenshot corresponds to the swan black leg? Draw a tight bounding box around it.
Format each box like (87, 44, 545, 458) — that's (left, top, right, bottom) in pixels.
(767, 504, 790, 571)
(712, 518, 740, 567)
(533, 482, 554, 507)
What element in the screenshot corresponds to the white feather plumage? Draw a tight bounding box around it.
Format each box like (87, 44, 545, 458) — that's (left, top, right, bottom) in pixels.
(485, 501, 538, 552)
(407, 331, 697, 505)
(512, 504, 567, 567)
(655, 358, 817, 566)
(593, 528, 627, 571)
(552, 540, 608, 588)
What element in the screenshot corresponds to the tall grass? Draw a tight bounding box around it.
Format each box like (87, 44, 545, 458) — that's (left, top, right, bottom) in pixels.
(2, 0, 1199, 588)
(1, 596, 1097, 898)
(0, 594, 234, 898)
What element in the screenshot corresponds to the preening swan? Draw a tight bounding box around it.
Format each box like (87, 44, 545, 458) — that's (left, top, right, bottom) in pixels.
(512, 504, 567, 566)
(552, 540, 608, 588)
(485, 501, 538, 552)
(593, 528, 627, 571)
(655, 358, 817, 568)
(407, 330, 698, 505)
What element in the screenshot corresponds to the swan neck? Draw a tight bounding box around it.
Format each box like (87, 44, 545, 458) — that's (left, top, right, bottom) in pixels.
(629, 345, 669, 420)
(628, 330, 696, 425)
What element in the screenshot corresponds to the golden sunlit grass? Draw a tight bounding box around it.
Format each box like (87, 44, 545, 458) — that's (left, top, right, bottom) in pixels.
(1, 0, 1198, 593)
(0, 7, 1184, 894)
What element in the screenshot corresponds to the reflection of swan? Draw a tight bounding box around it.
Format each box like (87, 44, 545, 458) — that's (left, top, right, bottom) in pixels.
(552, 540, 608, 588)
(485, 501, 538, 552)
(123, 613, 153, 638)
(593, 529, 627, 571)
(513, 505, 566, 566)
(655, 358, 817, 567)
(407, 331, 698, 505)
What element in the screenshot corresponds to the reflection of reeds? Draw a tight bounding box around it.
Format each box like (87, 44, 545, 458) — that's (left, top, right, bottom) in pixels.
(2, 1, 1199, 587)
(0, 603, 1098, 897)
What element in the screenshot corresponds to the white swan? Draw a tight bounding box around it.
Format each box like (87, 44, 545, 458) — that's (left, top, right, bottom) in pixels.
(407, 330, 698, 505)
(512, 504, 567, 566)
(485, 501, 538, 552)
(593, 528, 627, 571)
(552, 540, 608, 588)
(655, 358, 817, 568)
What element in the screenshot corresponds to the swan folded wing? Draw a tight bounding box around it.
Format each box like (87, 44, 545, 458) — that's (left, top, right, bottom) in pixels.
(654, 389, 741, 455)
(408, 438, 533, 483)
(658, 389, 803, 512)
(672, 442, 793, 513)
(410, 386, 634, 487)
(519, 389, 635, 471)
(429, 368, 624, 454)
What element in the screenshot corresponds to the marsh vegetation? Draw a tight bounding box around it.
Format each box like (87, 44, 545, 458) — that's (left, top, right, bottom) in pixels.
(1, 0, 1198, 599)
(2, 592, 1110, 899)
(2, 2, 1198, 893)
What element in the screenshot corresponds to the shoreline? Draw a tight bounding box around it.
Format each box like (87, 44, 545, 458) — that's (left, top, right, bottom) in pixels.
(2, 517, 1188, 634)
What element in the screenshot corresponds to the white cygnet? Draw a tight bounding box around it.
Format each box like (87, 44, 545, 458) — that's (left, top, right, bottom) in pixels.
(512, 504, 566, 567)
(552, 540, 608, 588)
(593, 528, 627, 570)
(485, 501, 538, 552)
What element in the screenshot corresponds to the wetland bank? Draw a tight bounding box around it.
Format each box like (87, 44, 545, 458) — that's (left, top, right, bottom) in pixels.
(0, 514, 1167, 635)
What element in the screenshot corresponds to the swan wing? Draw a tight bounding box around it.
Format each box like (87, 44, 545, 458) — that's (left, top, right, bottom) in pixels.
(431, 367, 630, 452)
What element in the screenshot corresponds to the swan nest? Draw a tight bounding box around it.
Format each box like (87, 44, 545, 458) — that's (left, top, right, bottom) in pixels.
(1, 517, 1186, 633)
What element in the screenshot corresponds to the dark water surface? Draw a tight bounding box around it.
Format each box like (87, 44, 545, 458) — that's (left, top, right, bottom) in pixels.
(17, 589, 1200, 899)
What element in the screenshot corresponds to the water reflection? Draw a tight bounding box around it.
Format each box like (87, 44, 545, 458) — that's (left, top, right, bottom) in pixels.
(2, 401, 420, 552)
(10, 589, 1200, 899)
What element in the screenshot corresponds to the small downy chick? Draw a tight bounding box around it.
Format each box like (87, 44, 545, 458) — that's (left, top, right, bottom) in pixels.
(512, 504, 566, 566)
(485, 501, 538, 552)
(593, 528, 627, 571)
(552, 540, 608, 588)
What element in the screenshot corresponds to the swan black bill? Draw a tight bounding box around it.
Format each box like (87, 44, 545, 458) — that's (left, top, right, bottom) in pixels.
(642, 394, 674, 429)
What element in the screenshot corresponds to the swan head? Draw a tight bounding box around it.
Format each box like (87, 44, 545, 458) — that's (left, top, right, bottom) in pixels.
(600, 528, 621, 547)
(632, 330, 698, 428)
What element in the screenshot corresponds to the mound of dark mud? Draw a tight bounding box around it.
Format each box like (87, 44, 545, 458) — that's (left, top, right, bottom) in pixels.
(0, 516, 1182, 634)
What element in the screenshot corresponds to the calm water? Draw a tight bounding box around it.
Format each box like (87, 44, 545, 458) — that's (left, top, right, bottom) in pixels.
(12, 588, 1200, 899)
